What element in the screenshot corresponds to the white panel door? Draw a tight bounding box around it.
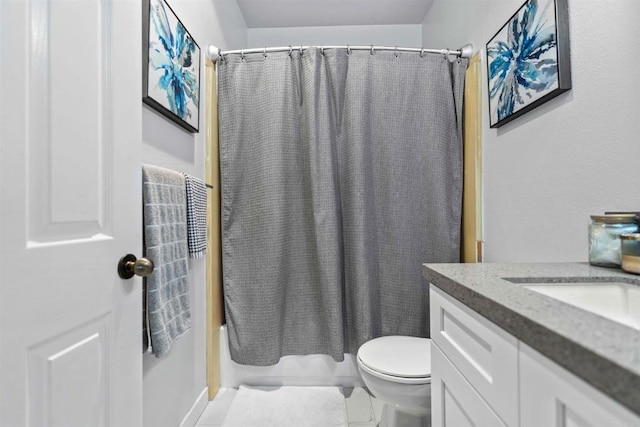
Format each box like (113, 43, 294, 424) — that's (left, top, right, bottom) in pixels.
(0, 0, 142, 426)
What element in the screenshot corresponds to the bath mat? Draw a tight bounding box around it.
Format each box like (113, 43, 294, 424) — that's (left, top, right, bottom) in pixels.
(221, 385, 347, 427)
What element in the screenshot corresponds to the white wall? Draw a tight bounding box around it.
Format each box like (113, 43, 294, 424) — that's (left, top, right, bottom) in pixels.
(141, 1, 246, 427)
(248, 24, 422, 47)
(423, 0, 640, 262)
(139, 2, 640, 422)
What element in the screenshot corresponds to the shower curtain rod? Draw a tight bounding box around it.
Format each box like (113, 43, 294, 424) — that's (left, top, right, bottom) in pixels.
(206, 44, 473, 63)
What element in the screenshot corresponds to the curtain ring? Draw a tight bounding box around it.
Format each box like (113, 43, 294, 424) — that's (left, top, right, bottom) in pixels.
(288, 45, 293, 58)
(370, 44, 375, 55)
(320, 46, 324, 56)
(420, 48, 425, 58)
(347, 44, 351, 55)
(299, 45, 304, 56)
(394, 46, 399, 58)
(218, 48, 224, 63)
(240, 49, 245, 61)
(263, 47, 267, 58)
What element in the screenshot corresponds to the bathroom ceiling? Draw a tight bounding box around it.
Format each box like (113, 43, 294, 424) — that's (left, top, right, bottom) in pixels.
(236, 0, 435, 28)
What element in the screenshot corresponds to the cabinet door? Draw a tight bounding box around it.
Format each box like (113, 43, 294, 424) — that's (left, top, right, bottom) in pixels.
(520, 343, 640, 427)
(432, 344, 506, 427)
(430, 286, 518, 426)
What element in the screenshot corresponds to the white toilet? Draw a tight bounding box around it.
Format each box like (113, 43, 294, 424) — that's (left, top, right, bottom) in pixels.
(357, 336, 432, 427)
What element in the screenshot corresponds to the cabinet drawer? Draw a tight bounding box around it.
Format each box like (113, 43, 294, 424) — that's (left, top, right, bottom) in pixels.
(430, 285, 518, 426)
(431, 344, 506, 427)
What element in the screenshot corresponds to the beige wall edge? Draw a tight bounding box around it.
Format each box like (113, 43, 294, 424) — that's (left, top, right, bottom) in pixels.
(462, 52, 483, 263)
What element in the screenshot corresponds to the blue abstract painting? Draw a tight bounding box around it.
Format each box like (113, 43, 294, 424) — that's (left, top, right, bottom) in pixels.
(145, 0, 200, 132)
(487, 0, 571, 128)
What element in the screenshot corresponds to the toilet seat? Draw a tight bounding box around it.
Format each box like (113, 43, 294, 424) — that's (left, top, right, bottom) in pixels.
(357, 336, 431, 385)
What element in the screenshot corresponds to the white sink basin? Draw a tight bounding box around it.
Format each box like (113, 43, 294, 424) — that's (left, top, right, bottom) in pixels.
(523, 282, 640, 330)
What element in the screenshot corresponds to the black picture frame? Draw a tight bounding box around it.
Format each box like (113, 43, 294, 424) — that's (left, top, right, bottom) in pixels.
(142, 0, 201, 133)
(486, 0, 571, 128)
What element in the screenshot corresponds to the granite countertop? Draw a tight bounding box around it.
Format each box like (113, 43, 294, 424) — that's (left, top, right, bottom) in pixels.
(422, 262, 640, 417)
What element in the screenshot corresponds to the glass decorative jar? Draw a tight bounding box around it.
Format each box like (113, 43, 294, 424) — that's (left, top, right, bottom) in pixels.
(620, 233, 640, 274)
(588, 214, 638, 267)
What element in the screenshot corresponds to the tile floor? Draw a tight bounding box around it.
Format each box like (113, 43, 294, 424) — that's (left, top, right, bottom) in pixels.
(195, 386, 383, 427)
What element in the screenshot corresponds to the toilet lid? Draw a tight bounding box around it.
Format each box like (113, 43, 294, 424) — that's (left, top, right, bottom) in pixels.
(357, 336, 431, 378)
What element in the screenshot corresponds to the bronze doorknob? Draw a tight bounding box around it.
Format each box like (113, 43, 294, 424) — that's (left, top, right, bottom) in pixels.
(117, 254, 154, 279)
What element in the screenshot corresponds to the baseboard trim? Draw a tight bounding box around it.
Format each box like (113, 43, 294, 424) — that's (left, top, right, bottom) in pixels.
(178, 387, 209, 427)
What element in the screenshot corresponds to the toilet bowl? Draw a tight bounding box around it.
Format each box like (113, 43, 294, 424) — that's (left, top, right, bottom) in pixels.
(357, 336, 431, 427)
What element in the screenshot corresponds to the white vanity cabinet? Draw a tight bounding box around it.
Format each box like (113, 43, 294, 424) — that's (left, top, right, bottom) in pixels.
(429, 285, 640, 427)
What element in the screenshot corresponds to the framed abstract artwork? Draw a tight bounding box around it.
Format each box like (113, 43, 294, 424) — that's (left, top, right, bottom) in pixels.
(143, 0, 200, 133)
(486, 0, 571, 128)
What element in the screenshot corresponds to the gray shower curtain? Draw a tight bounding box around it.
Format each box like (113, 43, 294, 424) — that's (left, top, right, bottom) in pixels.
(219, 48, 467, 366)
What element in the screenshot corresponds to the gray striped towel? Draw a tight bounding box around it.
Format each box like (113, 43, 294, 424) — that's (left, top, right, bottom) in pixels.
(142, 164, 191, 357)
(184, 174, 207, 258)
